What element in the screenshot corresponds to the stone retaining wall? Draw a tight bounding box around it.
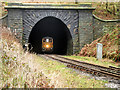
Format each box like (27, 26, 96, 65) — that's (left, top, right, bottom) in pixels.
(93, 14, 119, 40)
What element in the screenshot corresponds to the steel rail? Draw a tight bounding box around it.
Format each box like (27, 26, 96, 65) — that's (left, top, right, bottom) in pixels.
(44, 54, 120, 80)
(56, 55, 120, 74)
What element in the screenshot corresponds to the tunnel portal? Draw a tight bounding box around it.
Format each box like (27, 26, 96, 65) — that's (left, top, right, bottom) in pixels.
(28, 16, 73, 55)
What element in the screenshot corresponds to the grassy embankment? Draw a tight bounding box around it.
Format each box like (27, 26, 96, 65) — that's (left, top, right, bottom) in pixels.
(0, 2, 7, 17)
(65, 3, 120, 64)
(93, 2, 119, 20)
(0, 28, 54, 88)
(65, 24, 119, 67)
(65, 2, 120, 64)
(0, 27, 109, 88)
(64, 3, 120, 66)
(64, 55, 119, 68)
(79, 24, 119, 61)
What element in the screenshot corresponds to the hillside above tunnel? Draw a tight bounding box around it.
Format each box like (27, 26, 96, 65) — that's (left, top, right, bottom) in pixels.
(79, 24, 119, 61)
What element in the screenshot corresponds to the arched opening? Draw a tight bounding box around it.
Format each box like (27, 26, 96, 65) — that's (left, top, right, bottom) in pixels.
(28, 16, 73, 55)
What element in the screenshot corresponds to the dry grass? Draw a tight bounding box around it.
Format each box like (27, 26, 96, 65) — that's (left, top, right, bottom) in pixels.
(0, 2, 7, 17)
(0, 27, 54, 88)
(0, 27, 109, 88)
(34, 55, 108, 88)
(79, 24, 119, 62)
(93, 2, 119, 20)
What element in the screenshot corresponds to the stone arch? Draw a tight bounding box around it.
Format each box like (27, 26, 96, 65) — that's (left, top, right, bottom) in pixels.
(23, 10, 79, 54)
(28, 16, 73, 55)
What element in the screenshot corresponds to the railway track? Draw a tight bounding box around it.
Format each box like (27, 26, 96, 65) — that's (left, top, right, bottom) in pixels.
(42, 54, 120, 80)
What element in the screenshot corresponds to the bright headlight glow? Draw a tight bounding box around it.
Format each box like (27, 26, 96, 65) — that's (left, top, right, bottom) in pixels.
(46, 45, 49, 48)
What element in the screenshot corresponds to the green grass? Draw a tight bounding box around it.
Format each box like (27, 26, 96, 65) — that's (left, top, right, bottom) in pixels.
(0, 35, 110, 88)
(34, 55, 108, 88)
(64, 56, 118, 67)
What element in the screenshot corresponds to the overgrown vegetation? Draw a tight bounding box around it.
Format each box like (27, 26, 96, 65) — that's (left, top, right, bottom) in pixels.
(0, 27, 110, 88)
(0, 2, 7, 17)
(93, 2, 120, 20)
(34, 56, 108, 88)
(64, 56, 119, 67)
(79, 24, 120, 62)
(0, 27, 54, 88)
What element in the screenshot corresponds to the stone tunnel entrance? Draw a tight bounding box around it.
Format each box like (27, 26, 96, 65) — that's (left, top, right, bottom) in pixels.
(6, 3, 95, 55)
(28, 16, 73, 55)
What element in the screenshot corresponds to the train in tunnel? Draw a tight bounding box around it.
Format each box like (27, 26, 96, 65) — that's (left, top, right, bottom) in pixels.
(42, 37, 53, 53)
(25, 16, 73, 55)
(23, 37, 54, 53)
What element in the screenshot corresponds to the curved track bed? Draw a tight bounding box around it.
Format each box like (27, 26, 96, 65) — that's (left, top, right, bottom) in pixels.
(41, 54, 120, 80)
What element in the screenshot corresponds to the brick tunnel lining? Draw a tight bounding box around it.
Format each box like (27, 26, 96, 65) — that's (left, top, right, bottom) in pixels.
(28, 16, 73, 55)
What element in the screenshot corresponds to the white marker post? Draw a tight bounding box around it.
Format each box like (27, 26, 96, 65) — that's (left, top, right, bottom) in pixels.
(97, 43, 103, 60)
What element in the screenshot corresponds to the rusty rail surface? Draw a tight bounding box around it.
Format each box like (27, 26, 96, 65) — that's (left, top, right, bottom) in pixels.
(42, 54, 120, 80)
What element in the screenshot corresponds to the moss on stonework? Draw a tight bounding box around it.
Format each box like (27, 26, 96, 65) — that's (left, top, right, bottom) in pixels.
(5, 3, 95, 10)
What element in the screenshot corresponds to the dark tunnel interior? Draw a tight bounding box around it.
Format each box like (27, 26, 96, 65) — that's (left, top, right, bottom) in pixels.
(28, 16, 73, 55)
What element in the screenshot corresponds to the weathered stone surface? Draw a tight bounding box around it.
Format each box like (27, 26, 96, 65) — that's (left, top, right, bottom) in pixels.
(6, 3, 95, 9)
(22, 10, 79, 54)
(7, 9, 23, 43)
(78, 10, 93, 50)
(6, 5, 94, 54)
(93, 16, 119, 40)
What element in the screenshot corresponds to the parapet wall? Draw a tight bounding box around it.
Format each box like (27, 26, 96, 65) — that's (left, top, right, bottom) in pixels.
(93, 14, 119, 40)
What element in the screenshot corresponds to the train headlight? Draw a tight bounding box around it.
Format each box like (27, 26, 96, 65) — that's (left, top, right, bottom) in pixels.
(45, 45, 50, 48)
